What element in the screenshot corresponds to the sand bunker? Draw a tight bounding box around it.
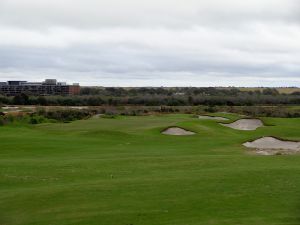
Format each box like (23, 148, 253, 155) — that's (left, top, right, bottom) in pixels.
(221, 119, 263, 130)
(162, 127, 195, 136)
(243, 137, 300, 155)
(198, 115, 229, 121)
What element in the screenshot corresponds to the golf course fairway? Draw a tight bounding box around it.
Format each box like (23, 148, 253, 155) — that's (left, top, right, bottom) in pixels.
(1, 114, 300, 225)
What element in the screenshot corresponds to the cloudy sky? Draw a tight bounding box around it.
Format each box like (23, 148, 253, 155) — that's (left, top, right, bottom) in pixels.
(0, 0, 300, 86)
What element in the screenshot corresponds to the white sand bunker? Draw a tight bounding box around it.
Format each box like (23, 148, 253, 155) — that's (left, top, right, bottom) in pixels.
(243, 137, 300, 155)
(162, 127, 195, 136)
(198, 115, 229, 121)
(221, 119, 263, 130)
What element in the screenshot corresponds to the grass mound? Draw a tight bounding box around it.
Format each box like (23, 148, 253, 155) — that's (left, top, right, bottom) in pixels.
(198, 115, 229, 121)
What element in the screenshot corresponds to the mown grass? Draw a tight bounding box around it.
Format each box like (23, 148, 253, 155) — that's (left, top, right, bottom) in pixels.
(1, 114, 300, 225)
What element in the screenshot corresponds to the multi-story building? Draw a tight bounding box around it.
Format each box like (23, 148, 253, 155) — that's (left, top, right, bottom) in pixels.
(0, 79, 80, 96)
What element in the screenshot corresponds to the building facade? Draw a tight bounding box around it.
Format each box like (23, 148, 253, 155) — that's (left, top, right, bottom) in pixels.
(0, 79, 80, 96)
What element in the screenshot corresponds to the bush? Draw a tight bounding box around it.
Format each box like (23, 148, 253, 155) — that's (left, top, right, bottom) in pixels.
(37, 109, 93, 122)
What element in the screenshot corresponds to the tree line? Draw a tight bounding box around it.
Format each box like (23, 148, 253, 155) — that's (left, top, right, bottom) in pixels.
(0, 87, 300, 106)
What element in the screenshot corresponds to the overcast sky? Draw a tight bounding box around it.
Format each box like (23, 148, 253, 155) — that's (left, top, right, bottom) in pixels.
(0, 0, 300, 86)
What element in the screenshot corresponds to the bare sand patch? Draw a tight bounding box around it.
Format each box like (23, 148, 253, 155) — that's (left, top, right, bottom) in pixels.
(243, 137, 300, 155)
(221, 119, 263, 130)
(2, 106, 21, 113)
(2, 106, 19, 110)
(70, 106, 89, 110)
(162, 127, 195, 136)
(198, 115, 229, 121)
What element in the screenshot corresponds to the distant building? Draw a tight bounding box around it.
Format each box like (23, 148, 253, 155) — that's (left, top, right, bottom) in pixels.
(0, 79, 80, 96)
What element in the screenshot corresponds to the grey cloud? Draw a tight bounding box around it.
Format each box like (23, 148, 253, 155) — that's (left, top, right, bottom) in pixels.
(0, 0, 299, 86)
(0, 0, 299, 29)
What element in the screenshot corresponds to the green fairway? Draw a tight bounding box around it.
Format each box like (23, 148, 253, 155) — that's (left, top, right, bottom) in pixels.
(1, 114, 300, 225)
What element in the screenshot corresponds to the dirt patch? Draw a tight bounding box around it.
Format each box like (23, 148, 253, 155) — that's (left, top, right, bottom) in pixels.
(162, 127, 195, 136)
(243, 137, 300, 155)
(221, 119, 263, 130)
(198, 115, 229, 121)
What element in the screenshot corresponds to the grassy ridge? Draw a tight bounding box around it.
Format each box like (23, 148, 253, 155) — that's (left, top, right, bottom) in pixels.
(1, 114, 300, 225)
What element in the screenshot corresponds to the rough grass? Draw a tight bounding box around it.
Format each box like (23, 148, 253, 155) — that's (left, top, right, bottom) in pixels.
(1, 114, 300, 225)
